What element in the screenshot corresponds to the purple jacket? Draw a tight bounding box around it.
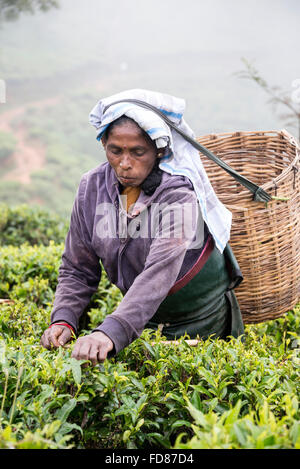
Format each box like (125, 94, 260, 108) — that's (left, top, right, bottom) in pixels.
(51, 162, 206, 354)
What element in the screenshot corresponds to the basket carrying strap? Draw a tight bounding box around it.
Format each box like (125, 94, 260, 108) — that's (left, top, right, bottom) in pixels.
(103, 99, 272, 203)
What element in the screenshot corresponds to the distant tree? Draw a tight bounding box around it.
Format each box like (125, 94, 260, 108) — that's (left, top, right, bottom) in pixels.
(236, 58, 300, 142)
(0, 0, 59, 23)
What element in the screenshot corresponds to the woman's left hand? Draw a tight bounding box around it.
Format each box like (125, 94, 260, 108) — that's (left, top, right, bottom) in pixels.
(71, 331, 114, 366)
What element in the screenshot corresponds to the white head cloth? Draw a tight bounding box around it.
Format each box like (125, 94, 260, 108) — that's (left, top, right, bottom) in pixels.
(89, 89, 232, 252)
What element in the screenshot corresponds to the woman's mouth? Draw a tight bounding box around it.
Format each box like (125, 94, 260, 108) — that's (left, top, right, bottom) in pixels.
(119, 175, 135, 184)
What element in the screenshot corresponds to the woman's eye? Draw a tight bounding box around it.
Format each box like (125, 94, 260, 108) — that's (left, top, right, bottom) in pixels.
(133, 150, 145, 157)
(110, 148, 121, 155)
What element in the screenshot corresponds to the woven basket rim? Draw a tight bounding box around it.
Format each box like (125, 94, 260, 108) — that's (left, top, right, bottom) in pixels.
(197, 128, 299, 141)
(197, 128, 300, 201)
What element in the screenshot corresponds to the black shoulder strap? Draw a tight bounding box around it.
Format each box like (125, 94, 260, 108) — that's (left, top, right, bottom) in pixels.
(103, 99, 272, 203)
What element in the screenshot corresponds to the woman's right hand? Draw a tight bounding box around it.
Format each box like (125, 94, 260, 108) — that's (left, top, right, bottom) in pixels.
(40, 324, 73, 349)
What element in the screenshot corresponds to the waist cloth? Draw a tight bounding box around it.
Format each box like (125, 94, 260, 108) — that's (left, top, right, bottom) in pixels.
(145, 236, 245, 341)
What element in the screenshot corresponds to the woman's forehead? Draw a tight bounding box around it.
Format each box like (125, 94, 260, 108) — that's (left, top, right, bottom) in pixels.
(109, 119, 142, 136)
(106, 119, 154, 147)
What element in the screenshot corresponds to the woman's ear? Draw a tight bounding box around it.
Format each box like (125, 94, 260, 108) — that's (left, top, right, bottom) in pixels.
(101, 136, 107, 150)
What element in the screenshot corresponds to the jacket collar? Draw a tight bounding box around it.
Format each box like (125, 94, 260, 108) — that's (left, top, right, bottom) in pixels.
(104, 161, 192, 216)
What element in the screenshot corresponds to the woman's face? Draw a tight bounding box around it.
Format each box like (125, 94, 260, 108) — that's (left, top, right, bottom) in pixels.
(102, 120, 158, 187)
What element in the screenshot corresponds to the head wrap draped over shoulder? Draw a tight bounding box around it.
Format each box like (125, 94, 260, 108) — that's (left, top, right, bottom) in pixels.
(89, 89, 232, 253)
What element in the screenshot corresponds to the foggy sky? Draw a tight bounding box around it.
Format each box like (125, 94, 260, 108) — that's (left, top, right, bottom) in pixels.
(0, 0, 299, 133)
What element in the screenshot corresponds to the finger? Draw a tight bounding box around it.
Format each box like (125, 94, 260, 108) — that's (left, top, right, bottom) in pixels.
(49, 326, 63, 348)
(40, 332, 46, 347)
(89, 345, 99, 367)
(71, 338, 91, 362)
(71, 338, 82, 359)
(58, 327, 72, 346)
(40, 330, 51, 349)
(78, 340, 91, 361)
(97, 345, 110, 363)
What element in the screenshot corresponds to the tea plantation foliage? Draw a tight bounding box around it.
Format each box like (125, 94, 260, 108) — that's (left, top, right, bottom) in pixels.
(0, 204, 299, 449)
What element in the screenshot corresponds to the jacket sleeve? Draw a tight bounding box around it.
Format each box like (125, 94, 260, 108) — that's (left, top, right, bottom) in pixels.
(94, 186, 200, 354)
(50, 175, 102, 332)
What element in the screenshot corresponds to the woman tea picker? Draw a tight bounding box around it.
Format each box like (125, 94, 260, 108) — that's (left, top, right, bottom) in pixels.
(40, 89, 244, 365)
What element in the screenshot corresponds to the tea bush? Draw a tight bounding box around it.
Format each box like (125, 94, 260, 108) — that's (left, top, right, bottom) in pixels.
(0, 239, 299, 449)
(0, 204, 68, 247)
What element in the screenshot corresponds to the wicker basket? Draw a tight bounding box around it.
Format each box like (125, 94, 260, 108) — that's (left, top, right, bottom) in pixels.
(196, 129, 300, 324)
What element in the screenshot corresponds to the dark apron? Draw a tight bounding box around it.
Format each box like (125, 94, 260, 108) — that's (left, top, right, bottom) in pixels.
(145, 240, 245, 341)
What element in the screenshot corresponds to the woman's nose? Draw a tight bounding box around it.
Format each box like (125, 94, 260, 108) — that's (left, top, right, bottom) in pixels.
(120, 154, 132, 170)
